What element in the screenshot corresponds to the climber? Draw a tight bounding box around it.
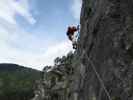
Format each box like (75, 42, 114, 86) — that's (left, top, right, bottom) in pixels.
(66, 25, 80, 49)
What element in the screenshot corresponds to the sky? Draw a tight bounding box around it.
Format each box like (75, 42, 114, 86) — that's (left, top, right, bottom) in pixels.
(0, 0, 82, 70)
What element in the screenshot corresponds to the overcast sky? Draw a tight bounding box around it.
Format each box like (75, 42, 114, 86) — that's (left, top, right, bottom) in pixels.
(0, 0, 82, 70)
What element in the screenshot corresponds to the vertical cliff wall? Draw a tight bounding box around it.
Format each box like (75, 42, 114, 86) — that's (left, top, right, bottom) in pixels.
(76, 0, 133, 99)
(32, 0, 133, 100)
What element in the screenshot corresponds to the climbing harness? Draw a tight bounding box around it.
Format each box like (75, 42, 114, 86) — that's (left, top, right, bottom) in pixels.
(82, 50, 112, 100)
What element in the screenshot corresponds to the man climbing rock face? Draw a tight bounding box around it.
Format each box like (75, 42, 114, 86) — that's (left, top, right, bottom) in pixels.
(66, 26, 79, 49)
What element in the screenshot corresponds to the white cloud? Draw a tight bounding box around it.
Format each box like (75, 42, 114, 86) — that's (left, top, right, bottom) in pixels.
(0, 0, 36, 24)
(0, 38, 73, 70)
(0, 19, 73, 70)
(0, 0, 73, 70)
(0, 15, 73, 70)
(0, 0, 16, 24)
(71, 0, 82, 20)
(42, 40, 73, 65)
(12, 0, 36, 24)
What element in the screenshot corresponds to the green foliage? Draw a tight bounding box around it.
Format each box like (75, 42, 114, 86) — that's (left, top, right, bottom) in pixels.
(54, 57, 62, 65)
(0, 64, 41, 100)
(53, 51, 74, 75)
(112, 96, 121, 100)
(54, 51, 74, 66)
(41, 51, 75, 100)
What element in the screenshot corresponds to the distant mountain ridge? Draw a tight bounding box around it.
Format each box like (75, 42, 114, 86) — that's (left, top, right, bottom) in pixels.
(0, 63, 40, 71)
(0, 63, 42, 100)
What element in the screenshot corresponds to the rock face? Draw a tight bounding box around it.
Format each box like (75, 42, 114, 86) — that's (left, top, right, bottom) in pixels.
(77, 0, 133, 99)
(32, 0, 133, 100)
(31, 53, 77, 100)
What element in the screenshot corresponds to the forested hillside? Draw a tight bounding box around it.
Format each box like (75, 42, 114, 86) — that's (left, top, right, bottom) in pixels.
(0, 63, 41, 100)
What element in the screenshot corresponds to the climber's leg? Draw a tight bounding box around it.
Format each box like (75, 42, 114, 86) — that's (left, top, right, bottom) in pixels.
(72, 42, 77, 49)
(72, 35, 77, 49)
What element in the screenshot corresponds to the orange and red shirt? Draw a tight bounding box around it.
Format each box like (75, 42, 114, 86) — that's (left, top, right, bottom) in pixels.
(67, 26, 78, 36)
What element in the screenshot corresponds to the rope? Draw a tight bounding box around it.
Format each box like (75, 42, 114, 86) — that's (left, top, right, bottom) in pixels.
(75, 24, 111, 99)
(82, 50, 112, 100)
